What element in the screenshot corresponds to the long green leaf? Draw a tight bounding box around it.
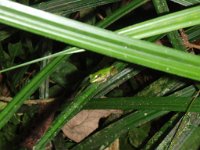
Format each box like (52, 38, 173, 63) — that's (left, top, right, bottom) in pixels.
(0, 1, 200, 80)
(0, 48, 85, 73)
(118, 5, 200, 39)
(85, 96, 200, 112)
(96, 0, 149, 28)
(143, 114, 181, 150)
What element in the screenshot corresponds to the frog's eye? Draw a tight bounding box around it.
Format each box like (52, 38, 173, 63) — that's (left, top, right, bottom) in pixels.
(94, 74, 102, 79)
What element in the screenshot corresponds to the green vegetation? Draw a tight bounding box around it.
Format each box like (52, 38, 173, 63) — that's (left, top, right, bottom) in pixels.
(0, 0, 200, 149)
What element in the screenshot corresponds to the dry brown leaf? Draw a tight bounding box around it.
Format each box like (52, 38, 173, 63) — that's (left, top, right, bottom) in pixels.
(105, 139, 120, 150)
(62, 109, 123, 142)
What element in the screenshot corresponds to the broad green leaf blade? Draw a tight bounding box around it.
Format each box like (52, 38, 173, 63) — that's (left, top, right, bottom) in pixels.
(86, 96, 200, 112)
(136, 76, 187, 97)
(0, 54, 68, 129)
(0, 1, 200, 81)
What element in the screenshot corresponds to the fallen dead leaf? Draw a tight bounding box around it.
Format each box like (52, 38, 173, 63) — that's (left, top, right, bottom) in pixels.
(62, 109, 123, 142)
(105, 138, 119, 150)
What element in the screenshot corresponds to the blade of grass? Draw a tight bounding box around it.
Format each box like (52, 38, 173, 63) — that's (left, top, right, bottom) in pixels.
(142, 114, 181, 150)
(0, 86, 199, 113)
(86, 85, 197, 112)
(0, 1, 200, 80)
(118, 5, 200, 39)
(96, 0, 149, 28)
(0, 48, 85, 73)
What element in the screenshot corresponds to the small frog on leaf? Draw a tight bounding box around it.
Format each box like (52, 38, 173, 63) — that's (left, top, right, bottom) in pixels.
(89, 66, 118, 83)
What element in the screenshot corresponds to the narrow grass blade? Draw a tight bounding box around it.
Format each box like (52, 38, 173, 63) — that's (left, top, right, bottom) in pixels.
(0, 48, 85, 73)
(96, 0, 149, 28)
(143, 114, 181, 150)
(118, 5, 200, 39)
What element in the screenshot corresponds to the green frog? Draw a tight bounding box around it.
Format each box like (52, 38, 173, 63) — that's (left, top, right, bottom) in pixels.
(89, 66, 118, 83)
